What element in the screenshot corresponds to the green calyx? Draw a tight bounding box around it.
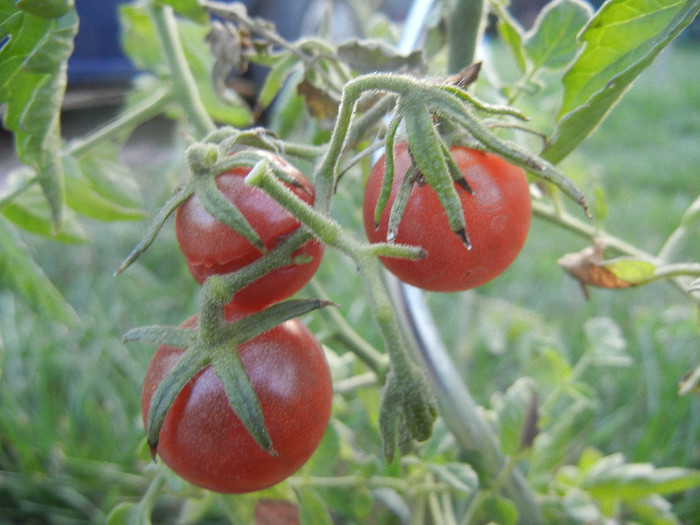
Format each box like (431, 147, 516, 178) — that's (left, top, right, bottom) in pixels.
(124, 299, 333, 458)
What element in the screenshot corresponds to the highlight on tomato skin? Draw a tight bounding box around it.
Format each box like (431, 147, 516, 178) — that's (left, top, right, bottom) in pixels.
(363, 142, 531, 292)
(140, 305, 333, 494)
(175, 155, 324, 310)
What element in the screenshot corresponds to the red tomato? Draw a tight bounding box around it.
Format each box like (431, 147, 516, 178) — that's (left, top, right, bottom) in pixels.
(141, 305, 333, 493)
(363, 143, 531, 291)
(175, 156, 324, 309)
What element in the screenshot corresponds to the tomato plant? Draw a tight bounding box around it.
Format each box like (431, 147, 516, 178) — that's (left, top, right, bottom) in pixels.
(363, 142, 531, 291)
(2, 0, 700, 523)
(175, 156, 324, 309)
(140, 304, 333, 494)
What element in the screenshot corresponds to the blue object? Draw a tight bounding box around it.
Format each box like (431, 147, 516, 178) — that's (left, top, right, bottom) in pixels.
(68, 0, 137, 84)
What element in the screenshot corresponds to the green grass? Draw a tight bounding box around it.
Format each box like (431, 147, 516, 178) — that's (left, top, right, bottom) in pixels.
(0, 43, 699, 523)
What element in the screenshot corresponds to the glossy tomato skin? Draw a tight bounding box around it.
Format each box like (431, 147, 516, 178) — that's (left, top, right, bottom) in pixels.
(363, 143, 531, 291)
(175, 156, 324, 309)
(141, 305, 333, 493)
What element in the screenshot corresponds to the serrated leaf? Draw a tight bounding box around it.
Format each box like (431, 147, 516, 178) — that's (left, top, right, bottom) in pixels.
(23, 8, 76, 73)
(336, 39, 426, 74)
(0, 6, 78, 228)
(0, 216, 79, 325)
(543, 0, 700, 164)
(582, 454, 700, 500)
(524, 0, 592, 70)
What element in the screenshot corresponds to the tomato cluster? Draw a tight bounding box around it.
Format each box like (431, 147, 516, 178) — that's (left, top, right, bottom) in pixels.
(363, 143, 531, 291)
(142, 143, 531, 494)
(142, 154, 331, 493)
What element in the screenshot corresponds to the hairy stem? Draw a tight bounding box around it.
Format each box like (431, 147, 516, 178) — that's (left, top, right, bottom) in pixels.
(148, 3, 216, 137)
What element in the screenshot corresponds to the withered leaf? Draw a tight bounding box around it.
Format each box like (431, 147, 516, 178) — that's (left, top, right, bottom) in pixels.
(297, 79, 339, 121)
(445, 62, 482, 89)
(558, 240, 655, 298)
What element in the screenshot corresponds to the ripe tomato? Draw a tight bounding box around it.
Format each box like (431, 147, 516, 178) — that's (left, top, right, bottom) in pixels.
(175, 155, 324, 309)
(363, 143, 531, 291)
(141, 304, 333, 493)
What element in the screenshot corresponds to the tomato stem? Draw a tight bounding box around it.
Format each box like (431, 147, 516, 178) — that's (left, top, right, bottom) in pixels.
(148, 3, 216, 138)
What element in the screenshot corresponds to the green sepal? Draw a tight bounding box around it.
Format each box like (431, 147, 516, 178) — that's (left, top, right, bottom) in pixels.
(221, 298, 335, 343)
(145, 346, 211, 453)
(195, 171, 266, 252)
(386, 165, 419, 243)
(122, 325, 198, 348)
(403, 104, 468, 244)
(372, 111, 403, 228)
(211, 349, 274, 454)
(115, 185, 193, 275)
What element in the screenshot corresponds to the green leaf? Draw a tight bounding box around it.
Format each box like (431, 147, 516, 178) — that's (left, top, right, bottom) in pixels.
(627, 494, 682, 525)
(63, 155, 145, 221)
(156, 0, 207, 23)
(584, 316, 632, 367)
(480, 495, 519, 525)
(543, 0, 700, 163)
(497, 377, 539, 455)
(106, 501, 150, 525)
(531, 398, 597, 476)
(426, 462, 479, 494)
(15, 0, 73, 19)
(76, 144, 144, 211)
(524, 0, 593, 70)
(296, 488, 334, 525)
(582, 454, 700, 500)
(0, 170, 87, 243)
(336, 39, 426, 74)
(0, 216, 79, 325)
(118, 5, 251, 126)
(118, 5, 161, 70)
(0, 6, 78, 228)
(605, 258, 657, 284)
(257, 53, 300, 112)
(496, 6, 527, 73)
